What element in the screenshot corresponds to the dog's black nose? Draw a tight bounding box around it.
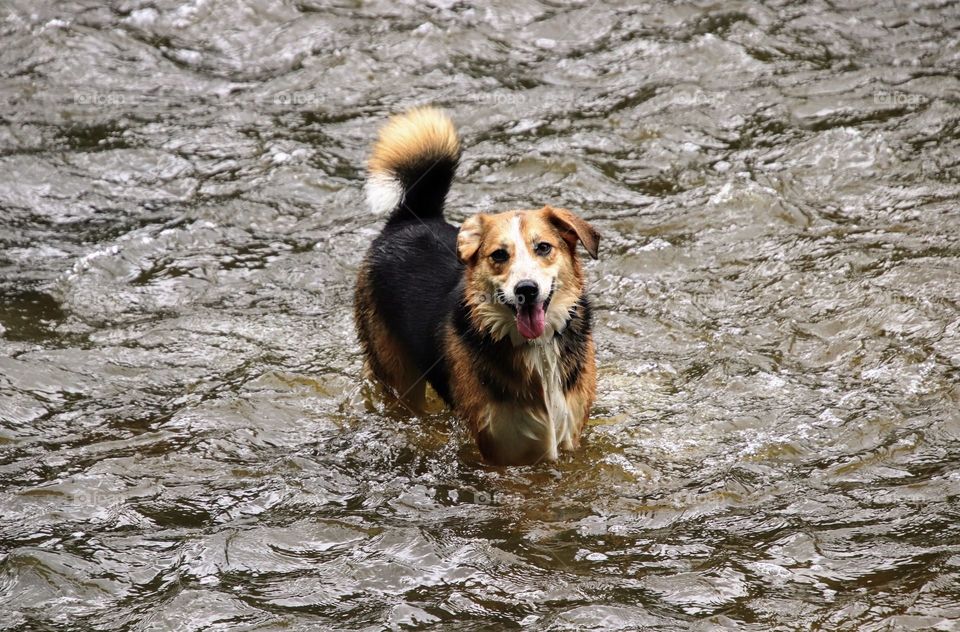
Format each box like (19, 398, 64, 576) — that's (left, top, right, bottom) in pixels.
(514, 280, 539, 305)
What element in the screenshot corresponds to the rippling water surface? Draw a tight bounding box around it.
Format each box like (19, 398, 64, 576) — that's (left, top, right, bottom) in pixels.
(2, 1, 960, 629)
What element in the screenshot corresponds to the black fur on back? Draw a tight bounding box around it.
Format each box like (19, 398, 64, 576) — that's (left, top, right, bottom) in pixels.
(366, 216, 463, 404)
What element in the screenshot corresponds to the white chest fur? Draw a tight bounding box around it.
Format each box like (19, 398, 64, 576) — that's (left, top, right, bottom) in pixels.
(482, 339, 580, 463)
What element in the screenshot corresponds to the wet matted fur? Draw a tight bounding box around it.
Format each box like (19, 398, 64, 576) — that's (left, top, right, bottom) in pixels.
(354, 107, 600, 465)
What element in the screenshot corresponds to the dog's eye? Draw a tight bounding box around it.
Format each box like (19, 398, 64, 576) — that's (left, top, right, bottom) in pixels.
(534, 242, 553, 256)
(490, 249, 509, 263)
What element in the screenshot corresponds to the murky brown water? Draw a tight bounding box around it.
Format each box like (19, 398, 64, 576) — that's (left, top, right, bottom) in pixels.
(2, 1, 960, 629)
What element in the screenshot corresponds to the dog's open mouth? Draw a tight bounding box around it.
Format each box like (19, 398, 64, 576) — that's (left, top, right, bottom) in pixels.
(516, 301, 546, 339)
(496, 284, 554, 340)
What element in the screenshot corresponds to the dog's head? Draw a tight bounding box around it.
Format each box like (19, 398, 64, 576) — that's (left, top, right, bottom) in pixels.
(457, 205, 599, 343)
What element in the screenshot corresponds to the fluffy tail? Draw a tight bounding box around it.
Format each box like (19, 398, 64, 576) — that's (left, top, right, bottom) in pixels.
(365, 107, 461, 222)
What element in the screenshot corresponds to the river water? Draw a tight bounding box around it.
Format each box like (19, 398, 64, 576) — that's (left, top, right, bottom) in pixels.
(2, 1, 960, 630)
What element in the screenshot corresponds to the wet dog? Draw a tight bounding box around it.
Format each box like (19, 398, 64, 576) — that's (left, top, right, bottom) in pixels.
(354, 107, 599, 465)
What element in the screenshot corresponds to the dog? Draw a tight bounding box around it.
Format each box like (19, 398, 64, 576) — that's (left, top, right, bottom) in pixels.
(354, 107, 599, 465)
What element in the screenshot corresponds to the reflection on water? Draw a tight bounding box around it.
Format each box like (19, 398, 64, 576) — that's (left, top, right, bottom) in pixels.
(2, 0, 960, 629)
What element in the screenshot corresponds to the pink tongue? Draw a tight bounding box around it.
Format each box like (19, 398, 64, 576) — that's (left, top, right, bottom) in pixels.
(516, 302, 546, 339)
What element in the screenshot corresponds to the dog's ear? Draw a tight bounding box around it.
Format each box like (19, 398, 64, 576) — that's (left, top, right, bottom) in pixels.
(543, 206, 600, 259)
(457, 214, 486, 264)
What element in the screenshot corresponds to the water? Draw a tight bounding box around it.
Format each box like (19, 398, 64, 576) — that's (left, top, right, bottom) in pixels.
(2, 0, 959, 629)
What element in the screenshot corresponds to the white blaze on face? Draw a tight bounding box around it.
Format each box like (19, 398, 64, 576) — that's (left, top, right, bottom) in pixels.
(502, 215, 553, 304)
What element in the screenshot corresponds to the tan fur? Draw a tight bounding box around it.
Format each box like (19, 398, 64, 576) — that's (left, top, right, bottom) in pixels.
(546, 206, 600, 260)
(447, 205, 599, 464)
(368, 107, 460, 177)
(459, 206, 590, 344)
(444, 325, 554, 464)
